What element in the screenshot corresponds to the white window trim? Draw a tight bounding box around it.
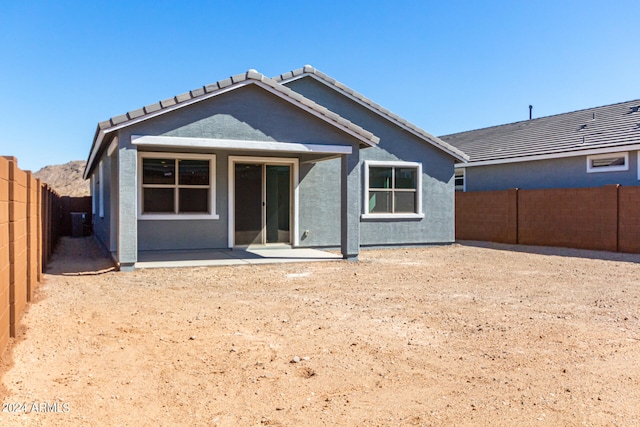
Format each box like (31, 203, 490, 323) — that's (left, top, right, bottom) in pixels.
(137, 152, 219, 220)
(455, 168, 466, 192)
(362, 160, 424, 220)
(98, 161, 104, 218)
(586, 152, 629, 173)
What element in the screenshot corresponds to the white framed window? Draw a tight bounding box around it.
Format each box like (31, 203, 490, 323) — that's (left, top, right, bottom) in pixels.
(455, 168, 465, 192)
(362, 160, 424, 219)
(586, 152, 628, 173)
(98, 161, 104, 218)
(137, 152, 219, 220)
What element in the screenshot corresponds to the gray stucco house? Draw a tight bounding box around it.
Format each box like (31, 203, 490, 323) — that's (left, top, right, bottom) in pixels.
(440, 99, 640, 192)
(83, 65, 467, 270)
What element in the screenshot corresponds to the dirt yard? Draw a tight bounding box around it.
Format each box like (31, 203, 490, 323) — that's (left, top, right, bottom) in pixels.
(1, 238, 639, 426)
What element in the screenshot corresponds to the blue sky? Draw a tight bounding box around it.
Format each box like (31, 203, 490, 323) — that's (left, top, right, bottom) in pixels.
(1, 0, 638, 172)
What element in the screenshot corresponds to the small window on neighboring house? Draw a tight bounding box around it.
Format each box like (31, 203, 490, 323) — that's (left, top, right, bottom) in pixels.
(586, 152, 629, 173)
(455, 168, 465, 192)
(138, 153, 218, 220)
(98, 161, 104, 218)
(362, 161, 424, 219)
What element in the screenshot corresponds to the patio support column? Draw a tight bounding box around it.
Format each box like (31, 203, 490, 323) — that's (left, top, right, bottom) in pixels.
(117, 145, 137, 271)
(341, 148, 360, 260)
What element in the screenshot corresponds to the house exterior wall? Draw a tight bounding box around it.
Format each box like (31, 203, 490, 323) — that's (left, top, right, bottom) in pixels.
(114, 84, 359, 253)
(96, 78, 459, 265)
(297, 160, 341, 247)
(109, 147, 118, 253)
(92, 151, 112, 252)
(463, 150, 640, 192)
(284, 77, 456, 246)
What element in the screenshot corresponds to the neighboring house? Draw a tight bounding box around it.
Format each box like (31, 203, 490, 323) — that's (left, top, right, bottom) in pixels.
(440, 99, 640, 192)
(83, 65, 467, 270)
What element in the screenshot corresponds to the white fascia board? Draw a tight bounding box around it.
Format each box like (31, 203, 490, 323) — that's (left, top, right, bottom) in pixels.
(455, 143, 640, 168)
(132, 135, 353, 155)
(84, 129, 106, 180)
(285, 74, 468, 162)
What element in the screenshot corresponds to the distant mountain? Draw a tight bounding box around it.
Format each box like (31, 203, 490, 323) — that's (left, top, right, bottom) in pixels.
(34, 160, 90, 197)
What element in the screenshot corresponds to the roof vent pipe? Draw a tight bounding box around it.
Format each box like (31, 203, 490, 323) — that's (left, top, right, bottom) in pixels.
(529, 105, 533, 120)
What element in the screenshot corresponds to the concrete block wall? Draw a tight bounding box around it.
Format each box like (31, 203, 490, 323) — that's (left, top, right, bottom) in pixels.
(40, 183, 62, 269)
(619, 186, 640, 254)
(456, 185, 640, 254)
(455, 189, 518, 244)
(0, 156, 58, 355)
(7, 157, 28, 337)
(27, 172, 40, 301)
(518, 186, 618, 251)
(60, 196, 92, 237)
(0, 157, 10, 353)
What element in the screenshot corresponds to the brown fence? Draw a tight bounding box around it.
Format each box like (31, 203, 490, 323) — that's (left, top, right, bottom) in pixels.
(456, 185, 640, 254)
(0, 156, 62, 355)
(60, 196, 92, 237)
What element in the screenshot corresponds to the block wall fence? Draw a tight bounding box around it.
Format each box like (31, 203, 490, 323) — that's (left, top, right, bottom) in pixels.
(456, 185, 640, 254)
(0, 156, 63, 356)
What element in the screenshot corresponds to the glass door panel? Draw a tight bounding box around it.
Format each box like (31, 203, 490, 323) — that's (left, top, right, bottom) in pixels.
(265, 165, 290, 244)
(234, 164, 263, 245)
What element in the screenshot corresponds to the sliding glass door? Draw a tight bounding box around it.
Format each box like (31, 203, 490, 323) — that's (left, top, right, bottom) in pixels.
(234, 163, 291, 246)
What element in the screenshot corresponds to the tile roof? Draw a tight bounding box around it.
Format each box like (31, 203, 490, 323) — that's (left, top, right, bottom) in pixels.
(274, 65, 469, 162)
(84, 69, 380, 178)
(95, 69, 378, 143)
(440, 99, 640, 164)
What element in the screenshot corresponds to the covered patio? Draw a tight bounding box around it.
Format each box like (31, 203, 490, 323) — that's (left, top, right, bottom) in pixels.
(135, 245, 341, 269)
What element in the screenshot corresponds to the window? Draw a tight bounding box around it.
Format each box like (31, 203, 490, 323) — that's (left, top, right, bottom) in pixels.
(138, 153, 218, 220)
(98, 161, 104, 218)
(454, 168, 465, 192)
(586, 152, 628, 173)
(362, 161, 423, 219)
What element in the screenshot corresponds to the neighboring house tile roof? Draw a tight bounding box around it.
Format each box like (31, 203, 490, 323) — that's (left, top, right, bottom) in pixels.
(440, 99, 640, 165)
(274, 65, 469, 162)
(84, 69, 380, 179)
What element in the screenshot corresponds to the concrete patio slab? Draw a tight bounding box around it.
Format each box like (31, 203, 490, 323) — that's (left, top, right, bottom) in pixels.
(135, 246, 341, 269)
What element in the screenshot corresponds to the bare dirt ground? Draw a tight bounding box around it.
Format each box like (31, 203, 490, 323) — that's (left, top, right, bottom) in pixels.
(1, 237, 639, 426)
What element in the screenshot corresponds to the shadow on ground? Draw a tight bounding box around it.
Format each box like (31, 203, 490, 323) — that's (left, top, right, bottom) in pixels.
(46, 236, 115, 275)
(458, 240, 640, 264)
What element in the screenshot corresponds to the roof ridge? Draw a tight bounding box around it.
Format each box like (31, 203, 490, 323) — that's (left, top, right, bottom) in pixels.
(275, 65, 469, 162)
(440, 98, 640, 138)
